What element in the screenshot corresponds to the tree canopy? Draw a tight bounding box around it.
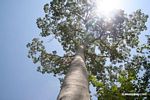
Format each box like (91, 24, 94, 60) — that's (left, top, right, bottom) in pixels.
(27, 0, 150, 99)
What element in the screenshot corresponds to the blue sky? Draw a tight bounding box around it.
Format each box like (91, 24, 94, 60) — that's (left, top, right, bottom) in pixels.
(0, 0, 150, 100)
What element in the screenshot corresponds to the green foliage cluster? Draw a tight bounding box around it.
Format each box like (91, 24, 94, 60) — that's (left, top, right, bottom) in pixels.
(27, 0, 150, 99)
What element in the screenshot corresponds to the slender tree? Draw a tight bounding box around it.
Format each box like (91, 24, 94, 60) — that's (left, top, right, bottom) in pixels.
(27, 0, 149, 99)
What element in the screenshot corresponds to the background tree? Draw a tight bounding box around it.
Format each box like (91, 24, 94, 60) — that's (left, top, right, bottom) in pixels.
(27, 0, 149, 99)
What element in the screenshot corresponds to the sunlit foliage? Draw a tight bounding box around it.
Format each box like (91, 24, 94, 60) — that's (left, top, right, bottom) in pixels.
(27, 0, 149, 99)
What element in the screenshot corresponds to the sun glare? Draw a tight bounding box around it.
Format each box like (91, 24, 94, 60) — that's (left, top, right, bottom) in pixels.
(95, 0, 121, 17)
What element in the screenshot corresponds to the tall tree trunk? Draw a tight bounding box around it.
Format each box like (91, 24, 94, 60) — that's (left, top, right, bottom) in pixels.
(57, 45, 90, 100)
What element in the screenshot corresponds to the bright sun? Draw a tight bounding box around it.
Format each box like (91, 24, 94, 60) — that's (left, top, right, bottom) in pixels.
(95, 0, 121, 16)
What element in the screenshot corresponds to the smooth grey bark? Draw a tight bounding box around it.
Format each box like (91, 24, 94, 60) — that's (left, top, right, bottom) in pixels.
(57, 45, 90, 100)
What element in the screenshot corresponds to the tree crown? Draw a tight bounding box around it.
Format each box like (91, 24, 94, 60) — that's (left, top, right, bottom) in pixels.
(27, 0, 150, 98)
